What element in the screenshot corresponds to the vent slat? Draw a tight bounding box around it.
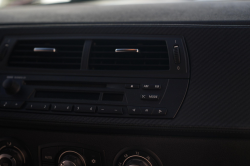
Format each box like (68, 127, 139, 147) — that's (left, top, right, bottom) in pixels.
(8, 39, 84, 69)
(13, 50, 82, 53)
(18, 44, 83, 47)
(89, 40, 169, 70)
(9, 62, 80, 65)
(10, 56, 81, 60)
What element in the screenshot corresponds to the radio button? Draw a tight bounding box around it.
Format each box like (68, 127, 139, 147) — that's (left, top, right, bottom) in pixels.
(141, 94, 160, 100)
(41, 147, 58, 163)
(125, 84, 140, 89)
(153, 84, 161, 89)
(140, 107, 153, 114)
(128, 106, 141, 115)
(142, 84, 150, 89)
(10, 101, 24, 109)
(153, 108, 167, 115)
(0, 101, 11, 108)
(75, 105, 96, 113)
(98, 106, 123, 114)
(26, 103, 50, 111)
(142, 84, 161, 90)
(51, 104, 72, 112)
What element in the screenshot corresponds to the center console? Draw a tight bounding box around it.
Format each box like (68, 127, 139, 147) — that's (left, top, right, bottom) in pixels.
(0, 28, 194, 166)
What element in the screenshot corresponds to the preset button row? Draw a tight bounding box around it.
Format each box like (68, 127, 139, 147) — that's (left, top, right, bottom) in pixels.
(0, 101, 167, 117)
(26, 103, 123, 115)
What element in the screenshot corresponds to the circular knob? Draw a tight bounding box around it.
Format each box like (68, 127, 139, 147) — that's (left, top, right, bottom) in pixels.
(0, 147, 24, 166)
(114, 149, 162, 166)
(2, 79, 21, 95)
(58, 151, 85, 166)
(124, 158, 151, 166)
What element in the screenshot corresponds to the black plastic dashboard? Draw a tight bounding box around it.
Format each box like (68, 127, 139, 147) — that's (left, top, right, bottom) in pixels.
(1, 23, 250, 130)
(1, 1, 250, 166)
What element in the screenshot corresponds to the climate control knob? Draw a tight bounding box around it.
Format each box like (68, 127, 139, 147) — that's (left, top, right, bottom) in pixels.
(0, 139, 31, 166)
(124, 158, 150, 166)
(114, 148, 162, 166)
(58, 151, 86, 166)
(0, 147, 24, 166)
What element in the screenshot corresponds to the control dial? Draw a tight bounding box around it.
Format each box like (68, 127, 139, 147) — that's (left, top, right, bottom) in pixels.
(58, 151, 86, 166)
(124, 157, 151, 166)
(0, 139, 31, 166)
(0, 147, 24, 166)
(114, 149, 162, 166)
(2, 79, 21, 95)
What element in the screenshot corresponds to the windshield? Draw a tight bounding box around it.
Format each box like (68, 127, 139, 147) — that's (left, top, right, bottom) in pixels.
(0, 0, 237, 8)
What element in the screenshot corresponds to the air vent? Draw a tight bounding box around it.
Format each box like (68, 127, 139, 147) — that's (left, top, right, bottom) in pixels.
(89, 40, 169, 70)
(8, 39, 84, 69)
(0, 43, 9, 61)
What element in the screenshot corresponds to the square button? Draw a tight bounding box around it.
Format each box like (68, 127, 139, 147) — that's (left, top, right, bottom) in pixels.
(51, 104, 72, 112)
(140, 107, 153, 115)
(98, 106, 123, 114)
(10, 101, 24, 109)
(75, 105, 96, 113)
(0, 101, 11, 108)
(26, 103, 50, 111)
(125, 84, 140, 89)
(128, 106, 141, 115)
(153, 108, 167, 115)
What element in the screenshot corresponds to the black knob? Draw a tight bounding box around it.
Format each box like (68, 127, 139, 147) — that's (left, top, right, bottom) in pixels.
(0, 147, 24, 166)
(2, 79, 21, 95)
(124, 158, 151, 166)
(58, 152, 85, 166)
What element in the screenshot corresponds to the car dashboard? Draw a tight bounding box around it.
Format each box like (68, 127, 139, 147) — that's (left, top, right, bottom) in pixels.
(1, 1, 250, 166)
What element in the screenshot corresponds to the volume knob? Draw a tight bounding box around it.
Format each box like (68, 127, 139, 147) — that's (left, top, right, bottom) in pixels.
(2, 79, 21, 95)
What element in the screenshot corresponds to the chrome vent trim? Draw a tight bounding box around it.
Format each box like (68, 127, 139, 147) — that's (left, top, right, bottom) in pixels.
(89, 40, 169, 70)
(8, 39, 85, 69)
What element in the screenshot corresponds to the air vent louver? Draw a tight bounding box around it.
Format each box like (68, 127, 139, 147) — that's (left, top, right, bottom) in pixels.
(9, 39, 84, 69)
(89, 40, 169, 70)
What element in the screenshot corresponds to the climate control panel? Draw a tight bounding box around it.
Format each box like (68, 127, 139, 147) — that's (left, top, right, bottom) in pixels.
(0, 138, 163, 166)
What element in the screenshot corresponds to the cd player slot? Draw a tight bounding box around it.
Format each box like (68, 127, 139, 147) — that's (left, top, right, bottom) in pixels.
(35, 91, 100, 100)
(24, 81, 107, 88)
